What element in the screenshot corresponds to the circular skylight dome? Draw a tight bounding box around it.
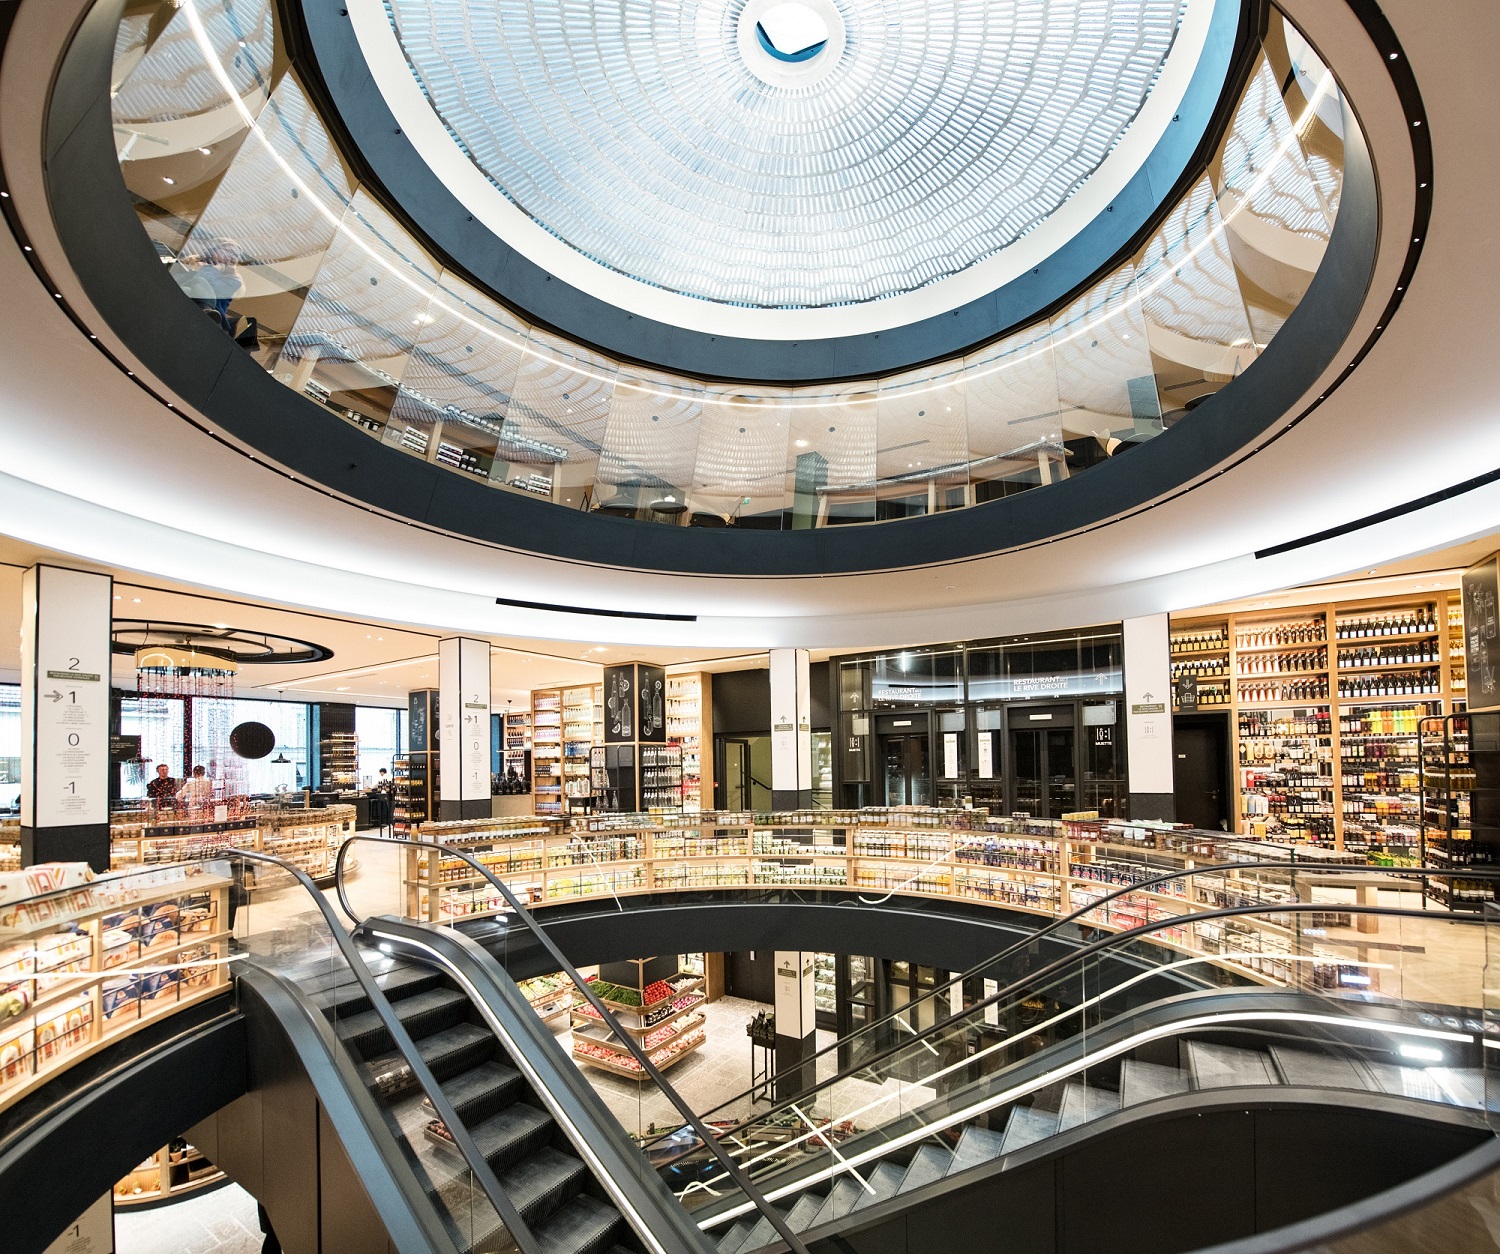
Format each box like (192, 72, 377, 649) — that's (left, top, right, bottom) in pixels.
(371, 0, 1210, 321)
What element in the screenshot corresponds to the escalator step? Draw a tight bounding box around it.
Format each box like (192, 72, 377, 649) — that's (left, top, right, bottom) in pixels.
(533, 1193, 624, 1254)
(732, 1208, 790, 1254)
(365, 1022, 497, 1096)
(442, 1061, 527, 1123)
(716, 1218, 757, 1254)
(1120, 1060, 1190, 1106)
(785, 1192, 825, 1233)
(1057, 1083, 1120, 1132)
(849, 1160, 906, 1212)
(946, 1125, 1005, 1176)
(500, 1146, 589, 1226)
(1270, 1046, 1375, 1091)
(471, 1102, 555, 1173)
(1000, 1106, 1060, 1154)
(336, 987, 473, 1056)
(808, 1176, 864, 1229)
(430, 1175, 507, 1254)
(1184, 1041, 1277, 1088)
(898, 1144, 953, 1194)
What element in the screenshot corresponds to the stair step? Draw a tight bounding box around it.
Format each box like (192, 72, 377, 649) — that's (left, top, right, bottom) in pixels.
(850, 1160, 907, 1212)
(441, 1061, 527, 1124)
(898, 1144, 953, 1194)
(1000, 1106, 1060, 1154)
(534, 1193, 623, 1254)
(1120, 1060, 1191, 1107)
(1270, 1046, 1375, 1092)
(786, 1192, 825, 1233)
(1184, 1041, 1278, 1088)
(471, 1103, 556, 1173)
(716, 1218, 757, 1254)
(947, 1125, 1006, 1176)
(500, 1146, 589, 1226)
(1058, 1083, 1120, 1132)
(808, 1176, 864, 1230)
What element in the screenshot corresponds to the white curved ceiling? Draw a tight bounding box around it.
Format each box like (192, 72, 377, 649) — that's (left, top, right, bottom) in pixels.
(0, 0, 1497, 657)
(353, 0, 1216, 336)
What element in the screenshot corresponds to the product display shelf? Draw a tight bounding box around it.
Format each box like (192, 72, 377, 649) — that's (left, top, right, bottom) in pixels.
(562, 684, 599, 809)
(0, 868, 231, 1112)
(504, 710, 532, 792)
(572, 959, 706, 1081)
(115, 1140, 225, 1206)
(403, 827, 554, 922)
(531, 690, 564, 816)
(665, 673, 713, 811)
(1236, 706, 1336, 845)
(639, 744, 685, 813)
(1419, 713, 1484, 908)
(320, 731, 359, 791)
(0, 824, 16, 873)
(392, 756, 436, 836)
(814, 952, 836, 1015)
(106, 805, 358, 880)
(1337, 702, 1437, 857)
(515, 973, 577, 1026)
(1175, 591, 1466, 852)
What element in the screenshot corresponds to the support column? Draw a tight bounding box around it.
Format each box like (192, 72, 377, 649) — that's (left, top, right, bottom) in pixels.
(438, 638, 493, 821)
(773, 951, 817, 1100)
(1123, 614, 1175, 821)
(20, 565, 113, 870)
(770, 648, 812, 810)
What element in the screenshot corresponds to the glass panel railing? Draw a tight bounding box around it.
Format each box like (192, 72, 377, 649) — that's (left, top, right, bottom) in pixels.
(336, 834, 813, 1254)
(680, 898, 1490, 1240)
(107, 0, 1351, 532)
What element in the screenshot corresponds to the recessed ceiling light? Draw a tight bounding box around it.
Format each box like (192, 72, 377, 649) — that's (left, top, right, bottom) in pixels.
(132, 598, 141, 603)
(198, 146, 211, 155)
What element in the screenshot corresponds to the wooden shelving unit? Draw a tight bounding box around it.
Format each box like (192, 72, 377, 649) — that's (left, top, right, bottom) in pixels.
(666, 673, 713, 811)
(531, 690, 563, 816)
(571, 957, 706, 1081)
(1171, 591, 1466, 853)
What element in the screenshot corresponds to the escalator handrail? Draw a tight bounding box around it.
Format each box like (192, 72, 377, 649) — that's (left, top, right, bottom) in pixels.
(674, 897, 1491, 1203)
(334, 834, 811, 1254)
(230, 846, 544, 1254)
(653, 886, 1490, 1169)
(649, 857, 1499, 1141)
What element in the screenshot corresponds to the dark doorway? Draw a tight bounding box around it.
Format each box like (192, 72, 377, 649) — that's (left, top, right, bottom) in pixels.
(1008, 704, 1078, 818)
(880, 734, 931, 806)
(724, 950, 775, 1003)
(1173, 714, 1231, 830)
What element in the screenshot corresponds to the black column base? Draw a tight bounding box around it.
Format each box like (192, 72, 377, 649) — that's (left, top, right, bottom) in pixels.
(22, 823, 110, 872)
(1129, 792, 1176, 822)
(773, 1029, 817, 1101)
(438, 799, 492, 821)
(771, 789, 813, 811)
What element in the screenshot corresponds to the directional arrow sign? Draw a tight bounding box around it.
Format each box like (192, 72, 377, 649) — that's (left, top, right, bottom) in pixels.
(45, 691, 63, 703)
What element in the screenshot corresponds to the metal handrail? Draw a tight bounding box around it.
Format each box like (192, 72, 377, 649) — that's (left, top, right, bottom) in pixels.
(229, 847, 544, 1254)
(670, 897, 1490, 1197)
(334, 834, 812, 1254)
(646, 859, 1500, 1150)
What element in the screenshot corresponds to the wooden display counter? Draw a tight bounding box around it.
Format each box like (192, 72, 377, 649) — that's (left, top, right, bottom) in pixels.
(108, 804, 358, 882)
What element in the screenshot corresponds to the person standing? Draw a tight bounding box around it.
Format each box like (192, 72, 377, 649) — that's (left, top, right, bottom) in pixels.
(146, 763, 177, 810)
(178, 764, 214, 810)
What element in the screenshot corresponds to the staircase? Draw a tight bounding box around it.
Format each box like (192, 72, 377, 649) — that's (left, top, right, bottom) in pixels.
(713, 1036, 1489, 1253)
(309, 948, 646, 1254)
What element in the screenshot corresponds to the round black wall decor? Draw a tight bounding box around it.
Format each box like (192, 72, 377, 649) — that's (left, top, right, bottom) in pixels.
(229, 721, 277, 760)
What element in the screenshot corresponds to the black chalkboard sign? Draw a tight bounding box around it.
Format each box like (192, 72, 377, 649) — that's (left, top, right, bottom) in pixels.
(1463, 555, 1500, 712)
(603, 665, 634, 743)
(636, 665, 667, 743)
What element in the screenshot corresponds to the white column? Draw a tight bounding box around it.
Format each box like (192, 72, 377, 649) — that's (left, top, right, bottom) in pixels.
(438, 637, 492, 820)
(773, 951, 817, 1099)
(21, 565, 113, 869)
(1122, 613, 1175, 821)
(769, 648, 812, 810)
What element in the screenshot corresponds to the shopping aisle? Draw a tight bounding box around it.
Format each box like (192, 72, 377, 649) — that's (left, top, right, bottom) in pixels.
(115, 1181, 264, 1253)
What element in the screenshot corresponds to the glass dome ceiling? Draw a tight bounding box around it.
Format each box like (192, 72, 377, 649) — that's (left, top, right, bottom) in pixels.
(381, 0, 1201, 313)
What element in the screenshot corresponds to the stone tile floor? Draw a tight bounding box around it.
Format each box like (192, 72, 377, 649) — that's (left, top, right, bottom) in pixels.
(115, 1181, 264, 1254)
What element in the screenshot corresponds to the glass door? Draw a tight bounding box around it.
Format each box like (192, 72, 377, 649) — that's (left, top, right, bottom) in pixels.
(881, 735, 931, 805)
(1010, 720, 1078, 818)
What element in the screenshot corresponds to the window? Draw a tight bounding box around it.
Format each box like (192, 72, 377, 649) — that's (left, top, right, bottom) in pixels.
(356, 706, 404, 787)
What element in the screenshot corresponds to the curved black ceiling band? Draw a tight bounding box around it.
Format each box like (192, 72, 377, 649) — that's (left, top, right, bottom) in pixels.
(36, 0, 1392, 578)
(289, 0, 1252, 384)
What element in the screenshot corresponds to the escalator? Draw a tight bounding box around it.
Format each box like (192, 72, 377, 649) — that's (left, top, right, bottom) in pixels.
(330, 838, 1500, 1254)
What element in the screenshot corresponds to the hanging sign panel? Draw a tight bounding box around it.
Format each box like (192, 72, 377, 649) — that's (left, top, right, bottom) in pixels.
(977, 731, 995, 778)
(23, 567, 111, 829)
